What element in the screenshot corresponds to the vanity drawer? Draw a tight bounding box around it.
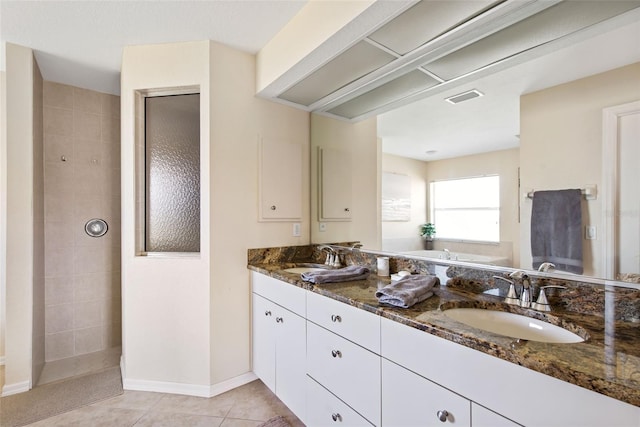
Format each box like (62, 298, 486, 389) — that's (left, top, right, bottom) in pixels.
(307, 321, 381, 426)
(306, 375, 374, 427)
(307, 290, 380, 353)
(252, 272, 306, 317)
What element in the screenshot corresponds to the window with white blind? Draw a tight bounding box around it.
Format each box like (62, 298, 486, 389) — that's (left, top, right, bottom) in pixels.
(430, 176, 500, 242)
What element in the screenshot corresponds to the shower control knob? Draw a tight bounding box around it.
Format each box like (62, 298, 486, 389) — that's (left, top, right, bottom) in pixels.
(437, 410, 449, 422)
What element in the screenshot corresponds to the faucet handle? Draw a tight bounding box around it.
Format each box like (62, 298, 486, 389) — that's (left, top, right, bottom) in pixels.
(493, 276, 519, 305)
(531, 285, 566, 312)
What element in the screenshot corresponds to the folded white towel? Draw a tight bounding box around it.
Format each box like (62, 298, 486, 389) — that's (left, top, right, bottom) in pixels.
(301, 265, 371, 284)
(375, 275, 438, 308)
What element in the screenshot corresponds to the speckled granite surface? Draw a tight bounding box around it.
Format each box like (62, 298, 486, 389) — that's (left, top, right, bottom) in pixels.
(247, 245, 640, 408)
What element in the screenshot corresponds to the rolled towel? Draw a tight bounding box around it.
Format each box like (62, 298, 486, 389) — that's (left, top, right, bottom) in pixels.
(376, 275, 439, 308)
(301, 265, 371, 284)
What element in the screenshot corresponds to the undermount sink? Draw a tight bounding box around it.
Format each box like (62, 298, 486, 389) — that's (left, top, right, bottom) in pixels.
(443, 307, 586, 344)
(282, 264, 332, 274)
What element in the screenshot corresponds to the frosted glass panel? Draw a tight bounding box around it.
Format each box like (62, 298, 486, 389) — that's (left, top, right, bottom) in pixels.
(145, 94, 200, 252)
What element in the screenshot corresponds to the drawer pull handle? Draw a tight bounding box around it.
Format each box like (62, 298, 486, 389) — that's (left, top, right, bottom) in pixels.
(331, 413, 342, 422)
(264, 311, 272, 317)
(331, 350, 342, 358)
(331, 315, 342, 323)
(276, 317, 283, 323)
(437, 410, 449, 422)
(270, 205, 276, 210)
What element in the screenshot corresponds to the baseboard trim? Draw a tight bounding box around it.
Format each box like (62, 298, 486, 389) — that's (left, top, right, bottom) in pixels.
(123, 371, 258, 398)
(1, 380, 30, 397)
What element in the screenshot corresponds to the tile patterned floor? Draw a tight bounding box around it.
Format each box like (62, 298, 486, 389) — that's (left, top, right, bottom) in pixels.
(26, 379, 305, 427)
(37, 347, 122, 386)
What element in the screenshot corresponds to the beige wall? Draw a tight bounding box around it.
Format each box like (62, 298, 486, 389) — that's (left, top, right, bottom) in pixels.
(3, 43, 36, 395)
(42, 82, 121, 363)
(121, 40, 310, 395)
(381, 153, 429, 252)
(32, 56, 45, 386)
(520, 62, 640, 277)
(425, 149, 520, 266)
(0, 70, 5, 366)
(310, 114, 380, 249)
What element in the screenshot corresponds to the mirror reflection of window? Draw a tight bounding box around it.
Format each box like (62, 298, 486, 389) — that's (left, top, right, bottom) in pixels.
(144, 93, 200, 253)
(430, 176, 500, 243)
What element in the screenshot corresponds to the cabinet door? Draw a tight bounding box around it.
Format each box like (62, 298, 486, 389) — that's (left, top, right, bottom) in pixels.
(259, 137, 302, 221)
(472, 404, 521, 427)
(307, 322, 381, 426)
(319, 147, 352, 221)
(275, 306, 307, 424)
(382, 359, 471, 427)
(307, 375, 374, 427)
(252, 293, 276, 392)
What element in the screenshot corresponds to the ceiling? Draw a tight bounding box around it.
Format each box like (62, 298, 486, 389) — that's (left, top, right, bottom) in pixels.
(0, 0, 308, 95)
(2, 0, 639, 161)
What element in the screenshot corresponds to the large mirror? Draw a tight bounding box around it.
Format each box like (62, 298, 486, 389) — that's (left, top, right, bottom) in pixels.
(311, 4, 640, 284)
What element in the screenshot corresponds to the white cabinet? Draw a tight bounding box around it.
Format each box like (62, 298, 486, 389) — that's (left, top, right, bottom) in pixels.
(471, 404, 521, 427)
(381, 317, 640, 427)
(306, 375, 374, 427)
(307, 322, 381, 426)
(382, 358, 471, 427)
(319, 147, 352, 221)
(259, 137, 302, 221)
(251, 274, 306, 422)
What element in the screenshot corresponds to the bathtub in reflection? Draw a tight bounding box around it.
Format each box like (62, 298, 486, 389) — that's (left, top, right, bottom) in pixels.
(403, 250, 511, 267)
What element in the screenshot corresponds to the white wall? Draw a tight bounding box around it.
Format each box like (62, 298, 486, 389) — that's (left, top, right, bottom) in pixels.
(520, 62, 640, 277)
(3, 43, 35, 395)
(310, 114, 380, 249)
(121, 40, 310, 396)
(381, 153, 429, 252)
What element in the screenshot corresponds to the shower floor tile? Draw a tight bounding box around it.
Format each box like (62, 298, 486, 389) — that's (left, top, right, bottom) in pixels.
(37, 346, 121, 386)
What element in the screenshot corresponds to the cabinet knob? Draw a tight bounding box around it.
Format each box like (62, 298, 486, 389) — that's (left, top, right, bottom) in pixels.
(331, 350, 342, 358)
(331, 314, 342, 323)
(344, 208, 350, 212)
(270, 205, 276, 210)
(331, 413, 342, 422)
(276, 317, 283, 323)
(264, 310, 271, 316)
(437, 410, 449, 422)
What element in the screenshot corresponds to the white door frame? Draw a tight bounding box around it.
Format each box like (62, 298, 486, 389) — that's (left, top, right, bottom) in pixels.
(602, 100, 640, 280)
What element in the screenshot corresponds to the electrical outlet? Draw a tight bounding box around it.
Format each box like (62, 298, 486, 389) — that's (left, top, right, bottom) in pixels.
(319, 222, 327, 232)
(293, 223, 301, 237)
(586, 225, 596, 240)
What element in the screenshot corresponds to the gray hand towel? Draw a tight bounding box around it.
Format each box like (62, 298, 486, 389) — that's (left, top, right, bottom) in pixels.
(301, 265, 370, 284)
(530, 189, 583, 274)
(375, 275, 439, 308)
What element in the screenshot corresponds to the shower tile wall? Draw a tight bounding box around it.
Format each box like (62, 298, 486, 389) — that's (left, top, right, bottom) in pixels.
(43, 81, 121, 362)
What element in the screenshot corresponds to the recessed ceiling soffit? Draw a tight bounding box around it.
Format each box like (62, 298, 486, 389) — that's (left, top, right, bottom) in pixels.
(268, 0, 640, 121)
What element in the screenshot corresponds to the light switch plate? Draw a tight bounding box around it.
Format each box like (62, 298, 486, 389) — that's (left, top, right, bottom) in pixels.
(293, 223, 301, 237)
(319, 222, 327, 232)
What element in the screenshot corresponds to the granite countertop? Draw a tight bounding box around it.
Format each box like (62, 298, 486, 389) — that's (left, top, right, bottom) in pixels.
(248, 262, 640, 408)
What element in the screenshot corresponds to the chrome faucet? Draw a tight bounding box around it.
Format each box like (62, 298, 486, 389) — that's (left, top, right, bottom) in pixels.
(509, 270, 532, 308)
(443, 248, 451, 260)
(318, 245, 335, 266)
(538, 262, 556, 272)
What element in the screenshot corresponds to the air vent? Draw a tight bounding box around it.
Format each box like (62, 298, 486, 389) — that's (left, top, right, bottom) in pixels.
(445, 89, 484, 104)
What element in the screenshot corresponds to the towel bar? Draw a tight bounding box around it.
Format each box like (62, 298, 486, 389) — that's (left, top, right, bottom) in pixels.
(525, 186, 597, 200)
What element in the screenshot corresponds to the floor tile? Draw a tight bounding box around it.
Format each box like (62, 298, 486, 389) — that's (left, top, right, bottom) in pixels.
(133, 411, 225, 427)
(27, 405, 145, 427)
(152, 393, 235, 418)
(219, 418, 262, 427)
(92, 390, 166, 411)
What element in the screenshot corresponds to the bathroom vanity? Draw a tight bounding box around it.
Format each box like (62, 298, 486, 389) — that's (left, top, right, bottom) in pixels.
(248, 246, 640, 427)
